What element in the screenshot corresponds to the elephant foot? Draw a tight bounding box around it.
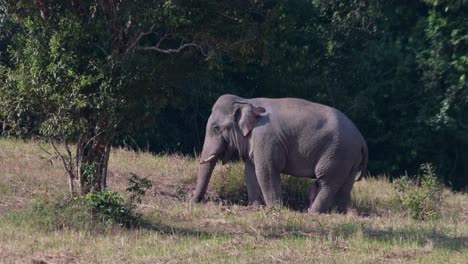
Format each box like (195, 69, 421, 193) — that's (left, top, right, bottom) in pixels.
(248, 199, 265, 207)
(308, 181, 320, 212)
(246, 202, 265, 211)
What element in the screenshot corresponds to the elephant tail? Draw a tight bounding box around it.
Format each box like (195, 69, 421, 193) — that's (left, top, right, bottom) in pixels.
(355, 142, 368, 181)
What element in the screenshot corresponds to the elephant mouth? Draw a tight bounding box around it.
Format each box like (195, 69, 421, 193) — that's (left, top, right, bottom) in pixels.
(200, 137, 231, 165)
(199, 149, 233, 165)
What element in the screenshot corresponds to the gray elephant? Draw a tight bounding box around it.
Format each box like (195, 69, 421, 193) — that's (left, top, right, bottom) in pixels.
(191, 94, 367, 213)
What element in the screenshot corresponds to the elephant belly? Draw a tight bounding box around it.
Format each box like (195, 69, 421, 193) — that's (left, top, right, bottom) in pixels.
(282, 163, 316, 178)
(281, 143, 322, 178)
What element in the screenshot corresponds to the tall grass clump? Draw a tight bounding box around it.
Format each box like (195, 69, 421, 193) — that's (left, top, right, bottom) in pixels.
(281, 175, 313, 210)
(211, 162, 313, 209)
(211, 163, 248, 204)
(393, 163, 445, 220)
(7, 192, 92, 231)
(351, 177, 395, 216)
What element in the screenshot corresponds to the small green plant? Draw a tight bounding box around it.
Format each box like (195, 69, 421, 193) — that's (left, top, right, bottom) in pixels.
(83, 174, 152, 227)
(81, 162, 98, 191)
(393, 163, 444, 220)
(126, 174, 153, 204)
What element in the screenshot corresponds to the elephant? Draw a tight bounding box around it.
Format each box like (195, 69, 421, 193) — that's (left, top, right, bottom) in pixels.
(190, 94, 368, 214)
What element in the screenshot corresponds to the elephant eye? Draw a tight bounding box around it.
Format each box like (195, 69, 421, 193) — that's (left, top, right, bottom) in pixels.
(212, 124, 221, 133)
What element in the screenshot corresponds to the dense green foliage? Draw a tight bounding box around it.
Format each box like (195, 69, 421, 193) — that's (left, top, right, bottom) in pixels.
(0, 1, 466, 189)
(0, 0, 270, 193)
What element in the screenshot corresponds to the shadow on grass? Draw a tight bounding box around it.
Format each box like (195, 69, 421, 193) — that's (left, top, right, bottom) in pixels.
(5, 200, 465, 253)
(7, 188, 464, 253)
(209, 196, 310, 212)
(136, 217, 467, 252)
(320, 222, 466, 251)
(364, 228, 467, 251)
(207, 182, 385, 215)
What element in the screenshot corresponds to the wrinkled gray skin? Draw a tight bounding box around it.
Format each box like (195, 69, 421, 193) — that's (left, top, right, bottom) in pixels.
(191, 94, 368, 213)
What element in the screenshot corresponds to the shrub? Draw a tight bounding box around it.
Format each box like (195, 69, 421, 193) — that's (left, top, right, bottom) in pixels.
(126, 174, 153, 204)
(393, 163, 445, 220)
(84, 190, 138, 227)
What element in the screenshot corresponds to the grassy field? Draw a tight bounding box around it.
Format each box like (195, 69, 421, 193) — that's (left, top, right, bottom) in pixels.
(0, 139, 466, 263)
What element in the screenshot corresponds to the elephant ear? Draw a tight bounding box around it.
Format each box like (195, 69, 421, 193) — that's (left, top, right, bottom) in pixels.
(233, 102, 266, 136)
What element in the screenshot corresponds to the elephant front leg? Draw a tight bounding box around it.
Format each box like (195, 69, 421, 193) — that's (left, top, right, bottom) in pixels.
(252, 142, 285, 207)
(255, 166, 282, 207)
(244, 160, 264, 205)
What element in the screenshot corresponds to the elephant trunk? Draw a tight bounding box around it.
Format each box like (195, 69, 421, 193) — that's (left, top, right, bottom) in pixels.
(190, 151, 218, 203)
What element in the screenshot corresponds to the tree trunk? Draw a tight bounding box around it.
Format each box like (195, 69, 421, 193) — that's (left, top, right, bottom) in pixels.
(77, 137, 112, 195)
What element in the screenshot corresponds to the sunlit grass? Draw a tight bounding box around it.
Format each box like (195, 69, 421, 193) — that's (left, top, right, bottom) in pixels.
(0, 138, 466, 263)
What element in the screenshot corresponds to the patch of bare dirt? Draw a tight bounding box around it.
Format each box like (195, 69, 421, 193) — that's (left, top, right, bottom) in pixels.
(31, 251, 81, 264)
(371, 248, 432, 264)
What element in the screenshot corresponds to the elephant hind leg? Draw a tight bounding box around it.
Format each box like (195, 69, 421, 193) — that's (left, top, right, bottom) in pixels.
(310, 156, 347, 213)
(334, 179, 354, 214)
(334, 166, 357, 214)
(308, 181, 337, 214)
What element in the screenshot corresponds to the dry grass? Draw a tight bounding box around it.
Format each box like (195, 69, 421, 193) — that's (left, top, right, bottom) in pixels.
(0, 138, 467, 263)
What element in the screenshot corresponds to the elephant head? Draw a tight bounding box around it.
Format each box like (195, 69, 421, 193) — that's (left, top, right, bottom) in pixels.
(190, 95, 265, 202)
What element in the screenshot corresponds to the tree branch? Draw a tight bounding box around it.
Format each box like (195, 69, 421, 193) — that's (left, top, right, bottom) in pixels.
(138, 42, 208, 56)
(217, 11, 242, 22)
(35, 0, 49, 19)
(123, 24, 156, 56)
(124, 24, 208, 57)
(50, 139, 76, 194)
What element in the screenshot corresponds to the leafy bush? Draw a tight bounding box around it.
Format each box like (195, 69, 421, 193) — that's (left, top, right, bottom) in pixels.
(393, 164, 445, 220)
(84, 190, 138, 227)
(83, 175, 153, 227)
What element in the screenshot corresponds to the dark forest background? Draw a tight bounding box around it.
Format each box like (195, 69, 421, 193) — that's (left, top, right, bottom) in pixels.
(0, 0, 466, 190)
